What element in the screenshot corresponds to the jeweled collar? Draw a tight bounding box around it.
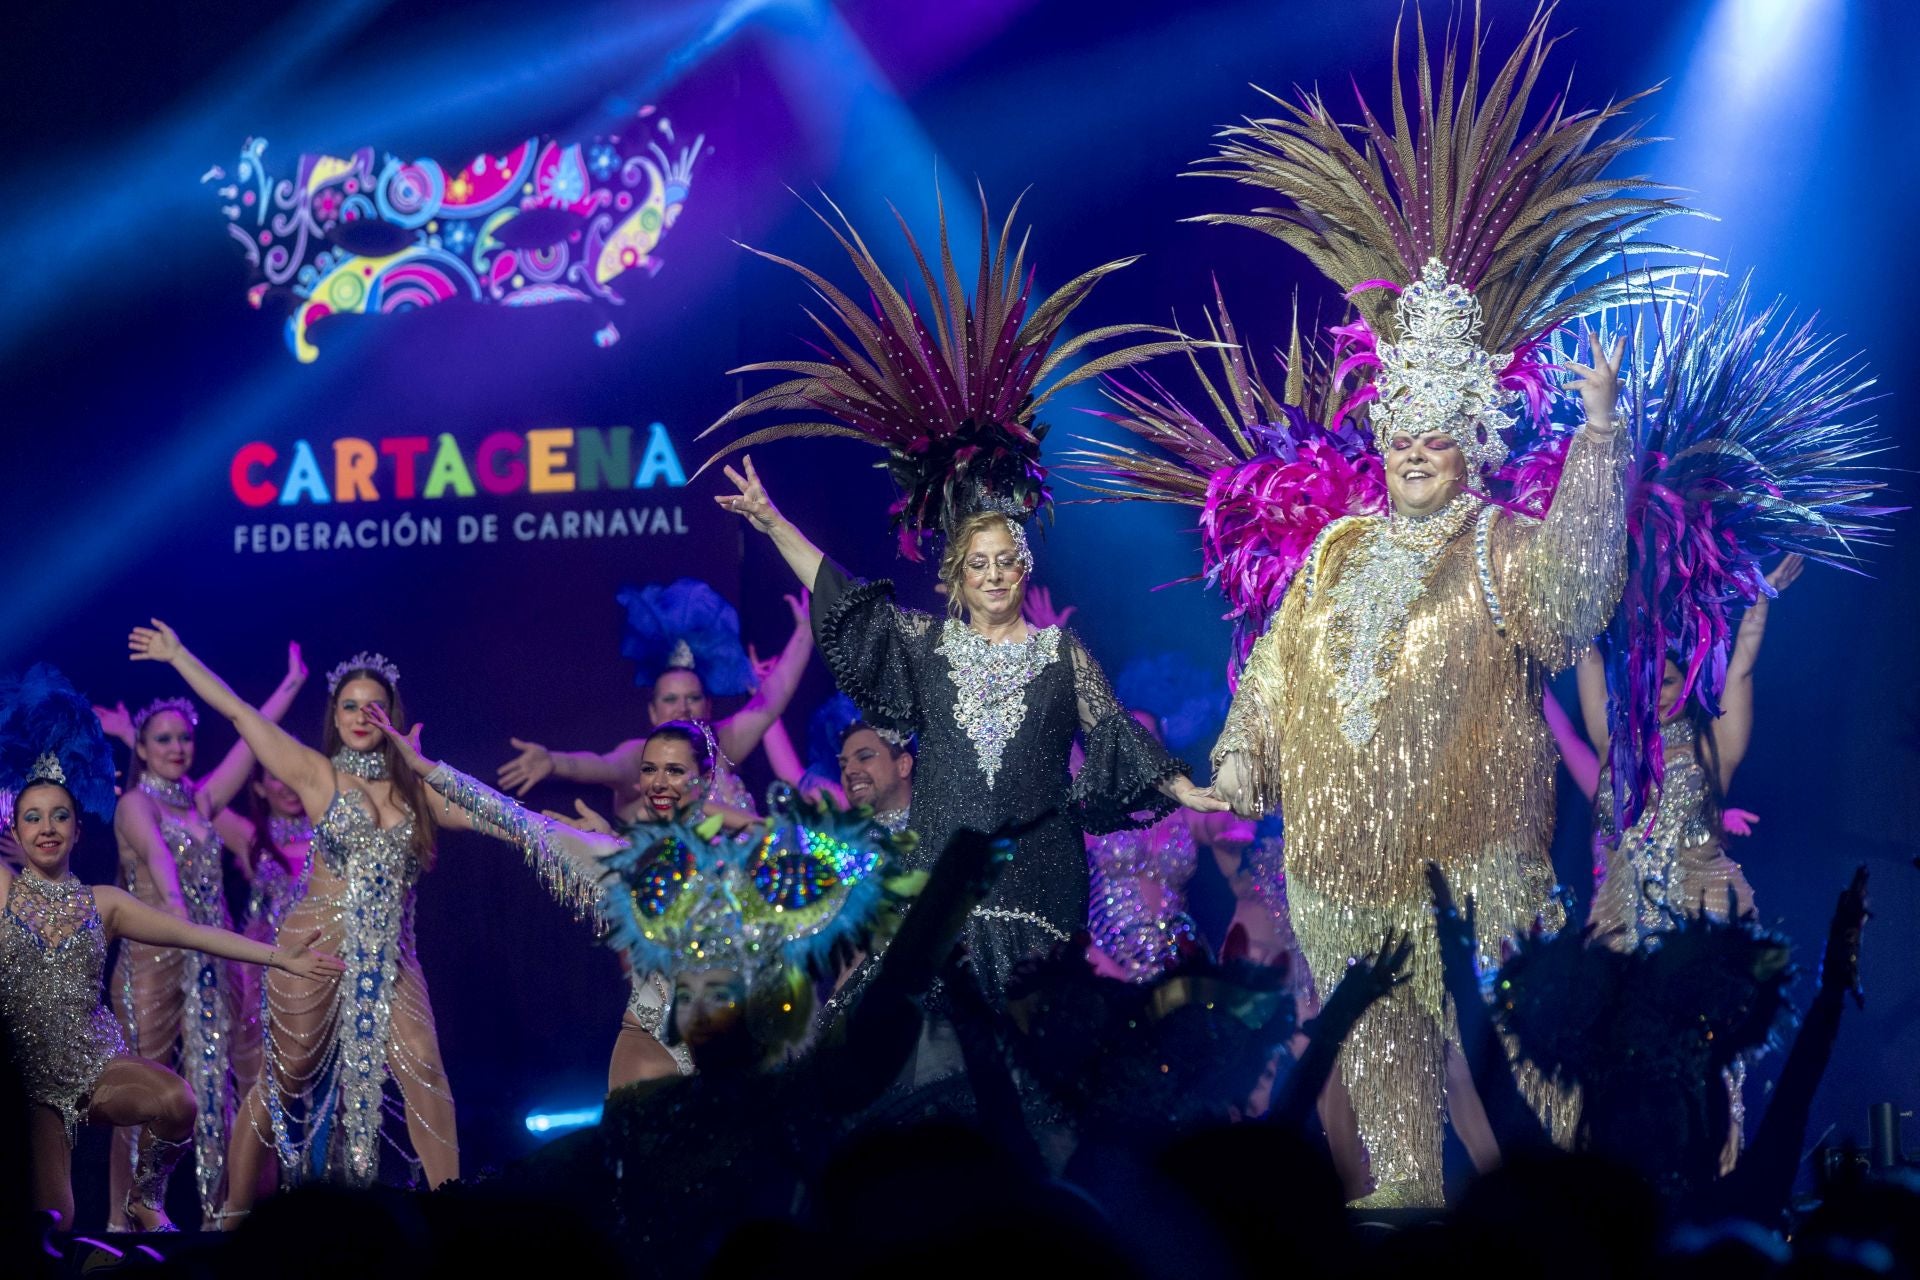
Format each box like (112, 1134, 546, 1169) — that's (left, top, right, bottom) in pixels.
(14, 870, 84, 897)
(137, 773, 193, 810)
(1378, 491, 1482, 551)
(331, 747, 389, 780)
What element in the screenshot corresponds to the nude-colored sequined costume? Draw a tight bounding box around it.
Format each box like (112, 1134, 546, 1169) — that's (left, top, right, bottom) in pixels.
(1214, 425, 1629, 1202)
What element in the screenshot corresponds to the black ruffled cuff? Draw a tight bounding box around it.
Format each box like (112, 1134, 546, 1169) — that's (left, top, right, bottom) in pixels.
(811, 562, 918, 732)
(1071, 709, 1186, 834)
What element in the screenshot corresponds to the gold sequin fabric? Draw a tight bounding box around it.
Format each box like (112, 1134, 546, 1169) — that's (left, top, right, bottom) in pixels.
(0, 874, 127, 1144)
(1214, 425, 1628, 1199)
(1591, 719, 1755, 946)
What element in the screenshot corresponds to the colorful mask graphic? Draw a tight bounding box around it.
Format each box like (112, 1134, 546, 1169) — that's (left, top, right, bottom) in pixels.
(207, 112, 706, 361)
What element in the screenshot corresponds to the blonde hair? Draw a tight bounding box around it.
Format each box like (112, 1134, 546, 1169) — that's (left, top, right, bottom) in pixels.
(938, 512, 1030, 620)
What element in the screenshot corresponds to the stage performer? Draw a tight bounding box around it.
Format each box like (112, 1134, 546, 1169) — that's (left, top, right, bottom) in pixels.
(401, 716, 753, 1089)
(97, 643, 305, 1228)
(705, 187, 1225, 998)
(496, 579, 811, 817)
(1186, 10, 1721, 1204)
(126, 626, 463, 1219)
(0, 665, 340, 1233)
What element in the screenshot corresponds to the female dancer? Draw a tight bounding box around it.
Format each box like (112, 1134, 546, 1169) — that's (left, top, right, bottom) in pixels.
(496, 581, 812, 818)
(126, 623, 463, 1217)
(0, 665, 339, 1232)
(1579, 556, 1803, 940)
(103, 642, 305, 1228)
(720, 460, 1223, 998)
(411, 715, 751, 1088)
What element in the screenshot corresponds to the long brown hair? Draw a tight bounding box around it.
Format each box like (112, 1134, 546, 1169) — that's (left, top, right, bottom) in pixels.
(937, 512, 1027, 620)
(322, 667, 438, 866)
(244, 763, 298, 878)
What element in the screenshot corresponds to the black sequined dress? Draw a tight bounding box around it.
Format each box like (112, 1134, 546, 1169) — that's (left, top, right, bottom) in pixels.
(812, 560, 1184, 998)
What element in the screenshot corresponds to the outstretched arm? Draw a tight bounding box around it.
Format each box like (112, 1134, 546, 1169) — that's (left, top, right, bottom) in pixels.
(98, 884, 344, 979)
(1067, 636, 1224, 824)
(1544, 684, 1600, 803)
(130, 621, 334, 819)
(1271, 932, 1413, 1129)
(497, 736, 646, 797)
(718, 593, 814, 764)
(715, 455, 827, 590)
(1715, 555, 1803, 791)
(199, 641, 309, 815)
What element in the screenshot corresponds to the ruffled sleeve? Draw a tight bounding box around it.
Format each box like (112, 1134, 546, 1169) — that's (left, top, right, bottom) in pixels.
(1065, 633, 1185, 833)
(809, 558, 931, 736)
(1481, 423, 1631, 671)
(425, 764, 611, 917)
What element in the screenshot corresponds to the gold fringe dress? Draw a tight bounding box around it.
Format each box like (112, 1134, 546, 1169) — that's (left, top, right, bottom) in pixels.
(1212, 424, 1629, 1202)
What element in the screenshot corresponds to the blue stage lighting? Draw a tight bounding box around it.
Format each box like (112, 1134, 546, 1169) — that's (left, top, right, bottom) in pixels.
(525, 1104, 604, 1135)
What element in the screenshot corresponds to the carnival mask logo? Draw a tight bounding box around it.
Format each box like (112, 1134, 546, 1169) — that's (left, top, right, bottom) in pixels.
(206, 112, 707, 361)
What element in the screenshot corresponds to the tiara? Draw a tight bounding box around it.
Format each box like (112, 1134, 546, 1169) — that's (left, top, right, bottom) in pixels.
(1370, 258, 1514, 476)
(27, 751, 66, 785)
(326, 651, 402, 695)
(132, 696, 199, 735)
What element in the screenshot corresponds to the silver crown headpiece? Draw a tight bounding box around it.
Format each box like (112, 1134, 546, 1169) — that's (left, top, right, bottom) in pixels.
(132, 696, 199, 736)
(326, 651, 403, 695)
(28, 751, 66, 785)
(1371, 258, 1515, 476)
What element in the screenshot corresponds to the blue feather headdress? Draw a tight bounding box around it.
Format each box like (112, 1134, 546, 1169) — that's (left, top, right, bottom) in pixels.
(805, 692, 912, 780)
(616, 578, 755, 697)
(594, 786, 923, 1048)
(1600, 278, 1898, 828)
(0, 664, 120, 824)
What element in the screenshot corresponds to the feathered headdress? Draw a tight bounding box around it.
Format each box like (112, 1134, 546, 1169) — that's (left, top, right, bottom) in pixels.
(0, 664, 120, 824)
(595, 787, 924, 1049)
(805, 692, 910, 781)
(1188, 3, 1708, 476)
(1600, 279, 1895, 827)
(699, 184, 1196, 560)
(1062, 286, 1387, 665)
(616, 578, 754, 697)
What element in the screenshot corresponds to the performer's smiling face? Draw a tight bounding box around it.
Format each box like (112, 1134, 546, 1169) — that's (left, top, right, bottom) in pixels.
(649, 669, 710, 726)
(1384, 430, 1468, 516)
(838, 727, 911, 812)
(638, 735, 704, 820)
(11, 782, 77, 873)
(959, 524, 1027, 623)
(135, 709, 196, 782)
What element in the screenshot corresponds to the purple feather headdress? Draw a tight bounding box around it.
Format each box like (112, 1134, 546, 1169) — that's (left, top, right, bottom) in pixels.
(1601, 279, 1897, 827)
(698, 185, 1194, 561)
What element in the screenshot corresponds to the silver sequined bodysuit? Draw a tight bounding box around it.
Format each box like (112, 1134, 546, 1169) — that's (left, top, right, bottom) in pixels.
(1086, 812, 1199, 981)
(1, 874, 128, 1143)
(1592, 718, 1755, 945)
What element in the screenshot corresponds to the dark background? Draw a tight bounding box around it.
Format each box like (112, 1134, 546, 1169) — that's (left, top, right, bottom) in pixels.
(3, 0, 1915, 1217)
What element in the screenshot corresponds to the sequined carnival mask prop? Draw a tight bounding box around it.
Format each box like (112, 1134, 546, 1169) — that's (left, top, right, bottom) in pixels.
(1371, 258, 1514, 476)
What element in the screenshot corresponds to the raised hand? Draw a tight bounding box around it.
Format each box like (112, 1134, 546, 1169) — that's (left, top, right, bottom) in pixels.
(94, 700, 135, 747)
(1563, 325, 1627, 428)
(1319, 929, 1415, 1026)
(363, 703, 431, 776)
(786, 590, 810, 629)
(543, 799, 615, 836)
(714, 455, 783, 534)
(747, 643, 777, 688)
(275, 929, 347, 979)
(1021, 584, 1077, 630)
(497, 738, 554, 796)
(1766, 553, 1806, 596)
(1426, 862, 1478, 959)
(128, 619, 184, 664)
(1721, 808, 1760, 838)
(286, 641, 308, 685)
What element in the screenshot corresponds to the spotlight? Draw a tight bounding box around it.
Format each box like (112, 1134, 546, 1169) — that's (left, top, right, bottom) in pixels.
(524, 1104, 603, 1136)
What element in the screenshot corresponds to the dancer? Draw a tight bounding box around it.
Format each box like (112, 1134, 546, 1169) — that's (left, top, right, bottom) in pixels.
(1184, 9, 1721, 1203)
(126, 624, 462, 1216)
(102, 642, 305, 1227)
(0, 665, 340, 1232)
(497, 579, 810, 817)
(415, 717, 753, 1089)
(1084, 710, 1202, 982)
(705, 187, 1224, 997)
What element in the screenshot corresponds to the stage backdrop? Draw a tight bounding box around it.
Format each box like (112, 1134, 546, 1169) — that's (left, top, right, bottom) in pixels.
(3, 0, 1916, 1207)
